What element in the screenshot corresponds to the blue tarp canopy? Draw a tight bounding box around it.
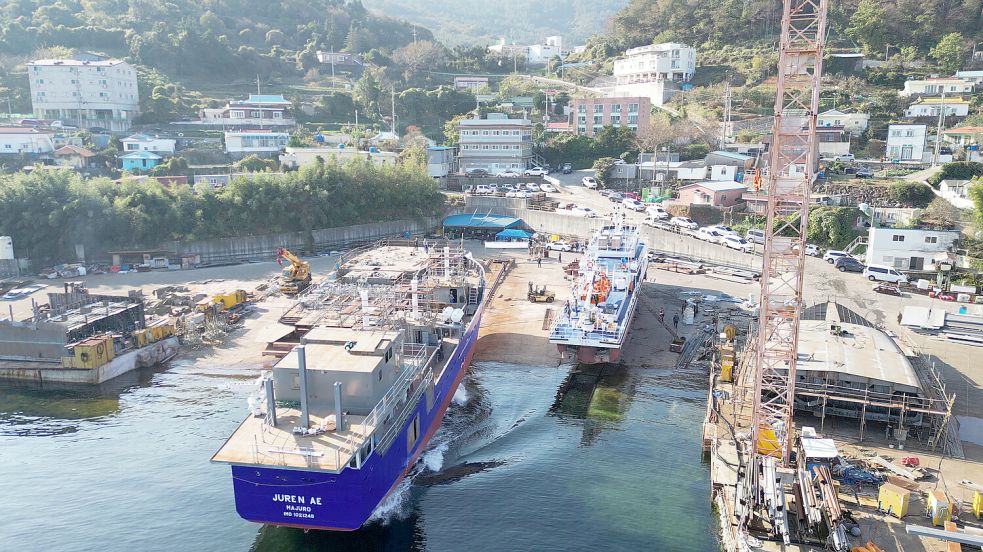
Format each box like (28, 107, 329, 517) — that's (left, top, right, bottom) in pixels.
(442, 213, 523, 230)
(495, 229, 531, 240)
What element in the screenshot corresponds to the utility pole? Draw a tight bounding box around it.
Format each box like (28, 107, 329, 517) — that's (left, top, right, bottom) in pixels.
(722, 80, 732, 147)
(256, 75, 261, 95)
(391, 86, 397, 134)
(933, 92, 946, 166)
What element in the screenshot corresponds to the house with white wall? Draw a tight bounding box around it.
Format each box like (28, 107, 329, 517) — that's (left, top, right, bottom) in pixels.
(901, 77, 974, 97)
(224, 130, 289, 156)
(121, 134, 176, 156)
(0, 127, 55, 155)
(904, 97, 970, 118)
(27, 56, 139, 132)
(886, 124, 927, 162)
(278, 146, 397, 169)
(865, 227, 960, 271)
(938, 179, 976, 209)
(817, 109, 870, 135)
(955, 70, 983, 84)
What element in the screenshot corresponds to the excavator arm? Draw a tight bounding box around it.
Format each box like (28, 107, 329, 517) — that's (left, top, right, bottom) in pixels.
(276, 248, 312, 294)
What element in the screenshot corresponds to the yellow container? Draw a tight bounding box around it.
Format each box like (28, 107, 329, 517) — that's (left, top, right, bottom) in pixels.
(69, 335, 115, 369)
(973, 490, 982, 520)
(877, 483, 910, 518)
(928, 490, 951, 526)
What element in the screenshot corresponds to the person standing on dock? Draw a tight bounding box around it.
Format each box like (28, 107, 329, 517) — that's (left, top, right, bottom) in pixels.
(537, 256, 542, 268)
(673, 314, 679, 330)
(558, 252, 562, 264)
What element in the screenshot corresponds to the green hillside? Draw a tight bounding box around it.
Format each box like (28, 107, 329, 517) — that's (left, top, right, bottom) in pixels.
(361, 0, 629, 46)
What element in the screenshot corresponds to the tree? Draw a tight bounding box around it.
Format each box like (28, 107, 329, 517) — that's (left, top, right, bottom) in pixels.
(391, 40, 447, 78)
(846, 0, 888, 57)
(591, 157, 619, 188)
(969, 178, 983, 227)
(234, 155, 278, 173)
(889, 181, 935, 207)
(921, 197, 960, 228)
(930, 33, 968, 74)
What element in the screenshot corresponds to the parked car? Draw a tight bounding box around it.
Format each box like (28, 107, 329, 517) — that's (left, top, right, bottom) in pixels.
(473, 184, 492, 195)
(506, 190, 530, 198)
(500, 169, 521, 177)
(823, 250, 848, 264)
(708, 225, 740, 238)
(571, 207, 599, 218)
(863, 264, 908, 284)
(833, 256, 865, 273)
(547, 240, 573, 252)
(524, 182, 541, 192)
(486, 184, 500, 194)
(499, 183, 516, 192)
(599, 189, 615, 197)
(834, 153, 855, 162)
(745, 228, 766, 244)
(622, 198, 646, 212)
(646, 206, 670, 220)
(608, 192, 625, 202)
(582, 176, 598, 189)
(855, 167, 875, 179)
(562, 163, 572, 174)
(671, 216, 699, 230)
(466, 168, 489, 176)
(721, 235, 754, 253)
(539, 183, 557, 193)
(696, 227, 726, 243)
(872, 283, 903, 296)
(524, 166, 548, 176)
(793, 243, 821, 256)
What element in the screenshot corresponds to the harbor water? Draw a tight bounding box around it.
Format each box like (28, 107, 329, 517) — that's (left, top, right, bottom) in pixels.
(0, 358, 718, 551)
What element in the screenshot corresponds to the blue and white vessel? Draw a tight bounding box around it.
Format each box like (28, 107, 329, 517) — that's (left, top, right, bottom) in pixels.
(549, 221, 647, 364)
(212, 240, 489, 531)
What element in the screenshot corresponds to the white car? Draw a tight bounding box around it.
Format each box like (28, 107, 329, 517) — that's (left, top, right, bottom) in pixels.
(793, 243, 821, 256)
(539, 183, 556, 193)
(708, 225, 739, 238)
(524, 182, 541, 192)
(500, 169, 521, 177)
(823, 250, 848, 264)
(722, 235, 754, 253)
(506, 190, 530, 198)
(524, 166, 548, 176)
(582, 176, 598, 189)
(834, 154, 855, 162)
(547, 240, 573, 252)
(499, 183, 516, 192)
(473, 184, 492, 195)
(646, 206, 670, 220)
(622, 198, 646, 212)
(670, 216, 699, 230)
(696, 227, 726, 243)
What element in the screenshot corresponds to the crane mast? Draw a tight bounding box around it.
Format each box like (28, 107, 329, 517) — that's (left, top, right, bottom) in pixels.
(751, 0, 827, 466)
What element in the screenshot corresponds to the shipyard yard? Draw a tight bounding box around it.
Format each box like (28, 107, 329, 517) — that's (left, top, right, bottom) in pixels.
(0, 230, 981, 550)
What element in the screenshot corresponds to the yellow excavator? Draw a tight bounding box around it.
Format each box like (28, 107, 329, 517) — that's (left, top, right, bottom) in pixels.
(276, 247, 312, 295)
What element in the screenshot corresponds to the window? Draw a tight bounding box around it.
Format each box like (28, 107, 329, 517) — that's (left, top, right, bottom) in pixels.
(925, 236, 938, 244)
(577, 105, 586, 114)
(593, 115, 603, 125)
(905, 130, 914, 137)
(492, 145, 499, 150)
(578, 116, 586, 124)
(610, 115, 621, 125)
(892, 235, 905, 242)
(513, 130, 520, 136)
(513, 145, 520, 150)
(250, 111, 261, 118)
(593, 104, 604, 114)
(482, 145, 489, 149)
(482, 130, 489, 136)
(628, 114, 639, 125)
(611, 104, 621, 113)
(890, 130, 901, 137)
(628, 103, 639, 113)
(272, 111, 282, 119)
(378, 369, 384, 381)
(126, 144, 138, 151)
(493, 130, 500, 136)
(230, 110, 245, 118)
(36, 79, 43, 85)
(99, 79, 107, 85)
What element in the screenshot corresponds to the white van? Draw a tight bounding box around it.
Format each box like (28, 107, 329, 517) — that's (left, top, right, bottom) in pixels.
(863, 264, 908, 284)
(473, 184, 492, 195)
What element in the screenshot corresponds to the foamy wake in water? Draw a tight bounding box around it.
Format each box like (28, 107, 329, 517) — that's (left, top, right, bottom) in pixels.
(452, 386, 469, 405)
(420, 441, 449, 473)
(367, 476, 414, 524)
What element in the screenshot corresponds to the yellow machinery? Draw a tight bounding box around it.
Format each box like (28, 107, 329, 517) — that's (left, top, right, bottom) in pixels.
(928, 490, 951, 526)
(62, 335, 115, 369)
(133, 323, 176, 347)
(195, 290, 248, 316)
(877, 482, 910, 518)
(973, 490, 982, 520)
(276, 248, 312, 295)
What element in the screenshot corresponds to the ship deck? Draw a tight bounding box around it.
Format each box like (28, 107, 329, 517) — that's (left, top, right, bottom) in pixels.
(212, 408, 374, 472)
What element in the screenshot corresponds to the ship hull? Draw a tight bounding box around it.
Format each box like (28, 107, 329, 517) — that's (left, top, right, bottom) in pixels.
(226, 307, 484, 531)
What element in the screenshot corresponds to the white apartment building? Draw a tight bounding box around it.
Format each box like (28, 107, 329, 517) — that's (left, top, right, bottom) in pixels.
(457, 113, 532, 174)
(488, 36, 564, 66)
(900, 77, 974, 97)
(27, 57, 139, 132)
(0, 127, 55, 155)
(121, 134, 176, 156)
(817, 109, 870, 135)
(614, 43, 696, 84)
(886, 124, 927, 162)
(865, 227, 960, 271)
(224, 130, 289, 156)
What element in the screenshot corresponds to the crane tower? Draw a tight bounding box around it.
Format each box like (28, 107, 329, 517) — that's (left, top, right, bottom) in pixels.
(750, 0, 828, 466)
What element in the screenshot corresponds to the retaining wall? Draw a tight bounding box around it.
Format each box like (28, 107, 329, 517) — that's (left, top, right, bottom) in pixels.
(461, 196, 761, 270)
(163, 218, 438, 265)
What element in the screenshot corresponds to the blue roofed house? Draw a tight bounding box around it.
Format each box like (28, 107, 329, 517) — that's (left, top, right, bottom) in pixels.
(199, 93, 295, 127)
(120, 150, 162, 171)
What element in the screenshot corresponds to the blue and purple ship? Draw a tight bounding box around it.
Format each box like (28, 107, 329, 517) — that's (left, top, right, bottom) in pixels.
(212, 240, 490, 531)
